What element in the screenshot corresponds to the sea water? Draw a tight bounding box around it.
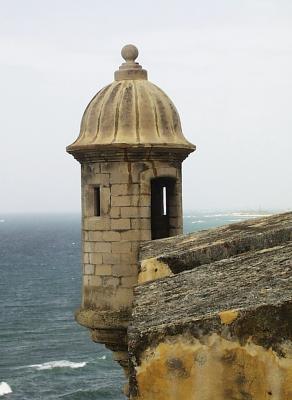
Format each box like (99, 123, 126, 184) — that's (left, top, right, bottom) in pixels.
(0, 211, 274, 399)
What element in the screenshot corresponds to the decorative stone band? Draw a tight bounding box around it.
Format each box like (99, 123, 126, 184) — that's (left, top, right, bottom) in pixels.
(75, 308, 129, 355)
(114, 68, 148, 81)
(75, 307, 131, 330)
(66, 144, 195, 163)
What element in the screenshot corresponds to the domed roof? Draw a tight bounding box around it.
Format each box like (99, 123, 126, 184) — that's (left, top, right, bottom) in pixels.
(67, 45, 195, 155)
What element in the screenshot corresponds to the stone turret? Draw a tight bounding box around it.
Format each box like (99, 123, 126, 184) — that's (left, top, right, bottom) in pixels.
(66, 45, 195, 384)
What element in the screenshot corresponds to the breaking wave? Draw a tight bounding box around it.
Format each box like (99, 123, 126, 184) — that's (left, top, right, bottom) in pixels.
(27, 360, 87, 370)
(0, 382, 12, 396)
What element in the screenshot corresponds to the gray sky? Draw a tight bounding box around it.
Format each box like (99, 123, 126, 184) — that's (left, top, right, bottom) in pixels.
(1, 0, 291, 213)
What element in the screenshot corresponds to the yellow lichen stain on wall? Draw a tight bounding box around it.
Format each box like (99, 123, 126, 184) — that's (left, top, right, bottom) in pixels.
(219, 309, 239, 325)
(135, 334, 292, 400)
(138, 258, 173, 284)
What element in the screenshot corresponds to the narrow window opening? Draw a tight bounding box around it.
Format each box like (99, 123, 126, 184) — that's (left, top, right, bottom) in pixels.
(162, 186, 167, 215)
(94, 187, 101, 216)
(151, 177, 176, 240)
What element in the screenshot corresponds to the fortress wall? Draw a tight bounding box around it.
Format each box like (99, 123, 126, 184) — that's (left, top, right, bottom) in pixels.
(129, 212, 292, 399)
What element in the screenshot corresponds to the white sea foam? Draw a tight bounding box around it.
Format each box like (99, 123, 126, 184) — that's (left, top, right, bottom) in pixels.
(204, 213, 228, 218)
(231, 212, 272, 218)
(28, 360, 87, 370)
(191, 220, 204, 224)
(0, 382, 12, 396)
(97, 355, 106, 360)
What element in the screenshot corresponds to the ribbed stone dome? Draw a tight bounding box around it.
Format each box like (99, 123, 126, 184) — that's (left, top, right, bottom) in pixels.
(67, 45, 195, 154)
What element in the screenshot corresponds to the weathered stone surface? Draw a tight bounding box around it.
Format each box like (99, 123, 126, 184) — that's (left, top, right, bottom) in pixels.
(132, 243, 292, 340)
(139, 212, 292, 279)
(128, 212, 292, 399)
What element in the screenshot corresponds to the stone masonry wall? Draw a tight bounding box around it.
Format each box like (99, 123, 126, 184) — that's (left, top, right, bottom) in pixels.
(80, 159, 182, 326)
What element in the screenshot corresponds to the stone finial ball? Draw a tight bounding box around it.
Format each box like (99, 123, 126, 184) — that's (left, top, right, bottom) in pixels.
(121, 44, 139, 62)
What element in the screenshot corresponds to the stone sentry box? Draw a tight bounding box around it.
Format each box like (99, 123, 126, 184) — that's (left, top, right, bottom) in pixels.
(81, 159, 182, 313)
(66, 45, 195, 382)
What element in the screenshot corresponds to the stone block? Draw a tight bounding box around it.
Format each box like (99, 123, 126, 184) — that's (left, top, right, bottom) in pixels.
(83, 253, 89, 263)
(130, 162, 150, 183)
(103, 253, 121, 265)
(112, 241, 132, 253)
(111, 196, 132, 207)
(102, 231, 121, 242)
(121, 207, 140, 218)
(100, 162, 112, 173)
(83, 231, 89, 241)
(82, 286, 116, 310)
(82, 163, 101, 175)
(93, 173, 110, 186)
(138, 195, 151, 207)
(111, 183, 129, 196)
(110, 207, 121, 218)
(91, 163, 101, 173)
(121, 207, 150, 218)
(131, 218, 151, 230)
(95, 264, 112, 276)
(121, 230, 151, 241)
(88, 275, 102, 287)
(91, 242, 111, 253)
(111, 183, 140, 196)
(109, 168, 130, 184)
(156, 166, 178, 178)
(83, 185, 94, 217)
(110, 174, 130, 184)
(84, 242, 111, 253)
(101, 162, 128, 175)
(112, 264, 138, 277)
(84, 217, 110, 231)
(84, 242, 95, 253)
(121, 276, 138, 287)
(101, 187, 110, 215)
(111, 194, 150, 207)
(88, 231, 103, 241)
(114, 287, 134, 310)
(111, 219, 131, 230)
(82, 170, 110, 186)
(89, 252, 103, 265)
(121, 253, 138, 264)
(139, 180, 151, 195)
(102, 276, 120, 287)
(84, 264, 95, 275)
(139, 207, 151, 218)
(83, 275, 91, 286)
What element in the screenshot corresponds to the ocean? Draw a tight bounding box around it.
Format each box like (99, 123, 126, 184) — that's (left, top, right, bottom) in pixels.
(0, 211, 274, 399)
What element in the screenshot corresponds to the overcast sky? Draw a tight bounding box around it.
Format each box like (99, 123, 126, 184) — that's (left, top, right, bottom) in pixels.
(1, 0, 291, 213)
